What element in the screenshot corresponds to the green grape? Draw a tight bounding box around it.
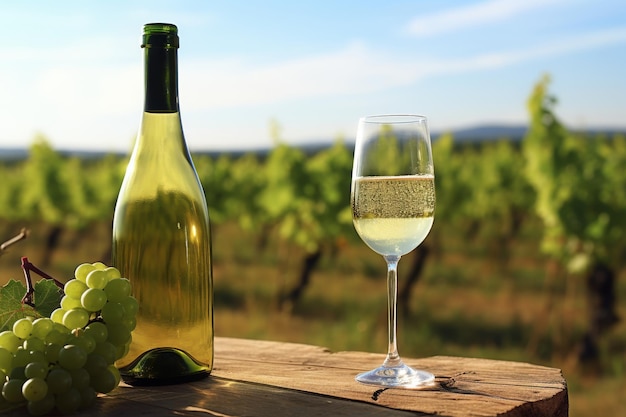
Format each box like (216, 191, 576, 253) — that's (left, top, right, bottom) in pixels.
(9, 366, 26, 380)
(104, 266, 122, 280)
(108, 364, 121, 387)
(106, 324, 130, 347)
(23, 336, 45, 352)
(27, 392, 55, 416)
(46, 368, 72, 394)
(0, 369, 6, 383)
(101, 302, 124, 322)
(13, 318, 33, 339)
(61, 295, 82, 311)
(86, 269, 109, 290)
(72, 332, 96, 354)
(0, 331, 21, 352)
(59, 348, 86, 372)
(44, 330, 67, 346)
(104, 278, 131, 302)
(81, 288, 107, 312)
(24, 362, 48, 379)
(63, 308, 90, 330)
(69, 368, 90, 389)
(77, 335, 96, 354)
(119, 338, 130, 360)
(52, 323, 71, 335)
(58, 345, 87, 370)
(78, 385, 97, 409)
(84, 322, 108, 344)
(44, 343, 62, 363)
(2, 378, 25, 402)
(28, 351, 46, 365)
(12, 347, 31, 368)
(119, 296, 139, 317)
(64, 279, 88, 299)
(121, 316, 137, 331)
(22, 377, 48, 402)
(74, 263, 96, 283)
(30, 318, 54, 340)
(115, 342, 129, 361)
(84, 353, 107, 376)
(0, 348, 13, 373)
(50, 308, 67, 325)
(92, 261, 107, 270)
(91, 368, 117, 394)
(55, 387, 81, 414)
(92, 341, 117, 365)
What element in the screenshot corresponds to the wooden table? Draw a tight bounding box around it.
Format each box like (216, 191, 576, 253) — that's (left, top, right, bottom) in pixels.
(6, 337, 569, 416)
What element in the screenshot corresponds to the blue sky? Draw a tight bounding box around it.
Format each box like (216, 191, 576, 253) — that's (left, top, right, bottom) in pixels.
(2, 0, 625, 152)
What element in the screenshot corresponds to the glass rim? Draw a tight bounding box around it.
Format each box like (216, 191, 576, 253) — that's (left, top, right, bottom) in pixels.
(360, 114, 427, 124)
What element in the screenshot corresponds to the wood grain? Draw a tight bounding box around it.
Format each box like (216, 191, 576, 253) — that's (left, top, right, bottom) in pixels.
(3, 337, 568, 416)
(211, 337, 568, 417)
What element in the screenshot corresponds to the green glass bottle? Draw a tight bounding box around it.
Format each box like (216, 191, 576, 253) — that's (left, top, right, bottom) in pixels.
(112, 23, 213, 385)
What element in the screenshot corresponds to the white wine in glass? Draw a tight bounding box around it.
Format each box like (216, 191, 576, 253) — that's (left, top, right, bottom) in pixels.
(351, 114, 435, 388)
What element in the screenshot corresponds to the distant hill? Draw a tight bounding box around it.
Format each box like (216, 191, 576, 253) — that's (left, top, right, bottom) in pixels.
(440, 124, 528, 143)
(437, 124, 625, 144)
(0, 148, 125, 161)
(0, 148, 28, 160)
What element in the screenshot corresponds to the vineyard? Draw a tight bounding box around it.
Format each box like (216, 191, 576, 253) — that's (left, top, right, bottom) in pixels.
(1, 77, 625, 416)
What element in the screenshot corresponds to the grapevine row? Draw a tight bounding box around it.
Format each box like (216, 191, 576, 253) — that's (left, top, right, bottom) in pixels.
(0, 77, 624, 324)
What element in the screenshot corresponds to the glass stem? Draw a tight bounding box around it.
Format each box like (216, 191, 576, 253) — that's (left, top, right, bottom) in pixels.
(383, 255, 403, 368)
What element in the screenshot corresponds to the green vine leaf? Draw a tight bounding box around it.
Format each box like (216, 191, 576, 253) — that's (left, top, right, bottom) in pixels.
(0, 280, 36, 331)
(33, 279, 63, 318)
(0, 279, 62, 332)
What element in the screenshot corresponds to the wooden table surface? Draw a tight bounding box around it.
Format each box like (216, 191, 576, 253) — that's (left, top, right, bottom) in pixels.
(5, 337, 569, 416)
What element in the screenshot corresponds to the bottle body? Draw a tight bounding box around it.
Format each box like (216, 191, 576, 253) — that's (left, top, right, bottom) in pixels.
(112, 23, 213, 384)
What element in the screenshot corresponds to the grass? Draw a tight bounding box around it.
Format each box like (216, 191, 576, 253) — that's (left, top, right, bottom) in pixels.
(1, 219, 624, 417)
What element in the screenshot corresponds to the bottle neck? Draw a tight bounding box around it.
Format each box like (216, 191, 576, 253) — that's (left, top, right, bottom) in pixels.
(144, 46, 179, 113)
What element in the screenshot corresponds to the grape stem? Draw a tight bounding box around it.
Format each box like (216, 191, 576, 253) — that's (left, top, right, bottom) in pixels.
(20, 256, 64, 307)
(0, 228, 29, 257)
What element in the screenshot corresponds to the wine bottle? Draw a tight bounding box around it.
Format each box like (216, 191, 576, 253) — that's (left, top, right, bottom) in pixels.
(112, 23, 213, 385)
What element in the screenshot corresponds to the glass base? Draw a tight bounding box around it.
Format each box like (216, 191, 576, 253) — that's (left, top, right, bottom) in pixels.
(356, 363, 435, 388)
(119, 347, 210, 386)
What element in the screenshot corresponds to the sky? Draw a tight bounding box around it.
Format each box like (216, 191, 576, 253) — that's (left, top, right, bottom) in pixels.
(1, 0, 625, 153)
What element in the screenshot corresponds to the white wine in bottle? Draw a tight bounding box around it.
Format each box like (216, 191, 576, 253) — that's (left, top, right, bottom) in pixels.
(112, 23, 213, 385)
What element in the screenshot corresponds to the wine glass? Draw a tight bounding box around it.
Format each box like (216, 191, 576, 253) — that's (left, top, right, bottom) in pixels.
(351, 114, 436, 388)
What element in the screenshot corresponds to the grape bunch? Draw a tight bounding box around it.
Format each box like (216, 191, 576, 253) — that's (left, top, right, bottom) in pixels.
(0, 262, 137, 415)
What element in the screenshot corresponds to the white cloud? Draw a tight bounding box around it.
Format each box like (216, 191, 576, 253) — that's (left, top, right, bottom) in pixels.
(406, 0, 565, 37)
(445, 26, 626, 72)
(179, 42, 431, 110)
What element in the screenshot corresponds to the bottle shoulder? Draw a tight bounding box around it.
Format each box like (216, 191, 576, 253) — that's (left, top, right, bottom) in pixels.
(118, 144, 204, 198)
(119, 112, 205, 198)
